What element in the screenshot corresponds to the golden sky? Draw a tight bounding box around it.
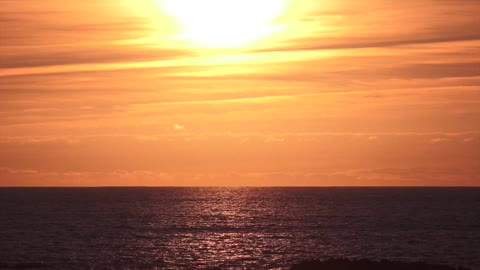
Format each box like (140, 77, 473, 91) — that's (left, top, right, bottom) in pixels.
(1, 0, 479, 186)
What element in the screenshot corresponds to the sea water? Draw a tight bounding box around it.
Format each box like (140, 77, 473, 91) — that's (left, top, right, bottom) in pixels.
(0, 187, 479, 269)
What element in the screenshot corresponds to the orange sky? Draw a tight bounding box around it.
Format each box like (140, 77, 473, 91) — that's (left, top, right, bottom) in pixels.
(1, 0, 479, 186)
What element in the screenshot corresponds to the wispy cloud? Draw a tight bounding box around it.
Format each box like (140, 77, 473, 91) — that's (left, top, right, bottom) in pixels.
(431, 138, 449, 144)
(173, 124, 185, 131)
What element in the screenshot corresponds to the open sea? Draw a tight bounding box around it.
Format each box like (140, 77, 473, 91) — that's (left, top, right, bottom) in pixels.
(0, 187, 479, 269)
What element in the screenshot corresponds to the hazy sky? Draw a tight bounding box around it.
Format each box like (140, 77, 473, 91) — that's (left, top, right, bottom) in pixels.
(1, 0, 479, 186)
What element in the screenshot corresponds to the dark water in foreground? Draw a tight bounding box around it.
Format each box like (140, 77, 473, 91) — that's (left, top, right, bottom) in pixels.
(0, 187, 479, 269)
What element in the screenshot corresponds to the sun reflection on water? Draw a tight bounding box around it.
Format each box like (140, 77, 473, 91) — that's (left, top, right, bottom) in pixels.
(157, 188, 297, 268)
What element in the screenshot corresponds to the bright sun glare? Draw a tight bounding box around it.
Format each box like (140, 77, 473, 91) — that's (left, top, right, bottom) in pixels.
(157, 0, 290, 48)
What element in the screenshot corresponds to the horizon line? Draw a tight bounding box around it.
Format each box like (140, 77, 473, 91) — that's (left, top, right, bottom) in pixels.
(1, 186, 479, 188)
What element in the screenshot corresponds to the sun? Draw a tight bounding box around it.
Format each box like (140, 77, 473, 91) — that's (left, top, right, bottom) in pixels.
(156, 0, 291, 48)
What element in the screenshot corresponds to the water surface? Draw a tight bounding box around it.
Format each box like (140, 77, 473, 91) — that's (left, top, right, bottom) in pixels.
(1, 187, 479, 269)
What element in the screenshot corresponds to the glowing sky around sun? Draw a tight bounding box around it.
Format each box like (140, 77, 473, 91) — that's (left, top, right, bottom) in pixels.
(0, 0, 479, 186)
(157, 0, 291, 47)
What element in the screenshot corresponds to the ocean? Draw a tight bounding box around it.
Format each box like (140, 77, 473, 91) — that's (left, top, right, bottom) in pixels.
(0, 187, 479, 269)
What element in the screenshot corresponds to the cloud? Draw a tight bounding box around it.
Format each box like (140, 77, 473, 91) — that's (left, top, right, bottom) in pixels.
(173, 124, 185, 131)
(1, 131, 480, 145)
(257, 33, 480, 53)
(1, 166, 478, 187)
(0, 168, 177, 187)
(0, 1, 151, 47)
(330, 167, 480, 186)
(0, 167, 38, 175)
(431, 138, 449, 144)
(255, 0, 480, 53)
(264, 136, 285, 143)
(0, 45, 192, 70)
(389, 62, 480, 79)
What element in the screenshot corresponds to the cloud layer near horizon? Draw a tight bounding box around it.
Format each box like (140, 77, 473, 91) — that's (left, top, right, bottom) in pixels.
(1, 0, 479, 186)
